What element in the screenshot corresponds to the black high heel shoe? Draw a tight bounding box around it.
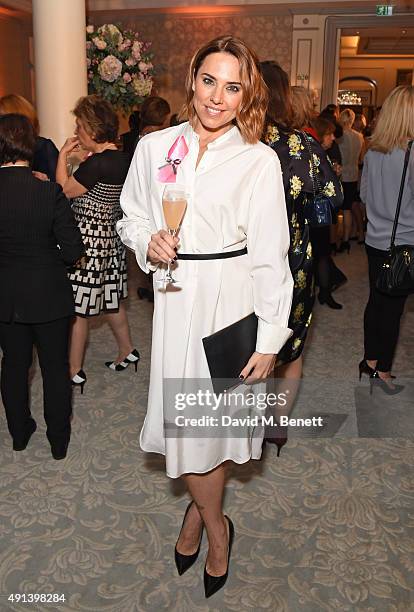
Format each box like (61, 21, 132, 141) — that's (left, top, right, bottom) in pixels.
(71, 370, 87, 394)
(359, 359, 375, 380)
(338, 240, 351, 254)
(359, 359, 396, 380)
(369, 370, 404, 396)
(318, 291, 343, 309)
(175, 501, 204, 576)
(105, 349, 140, 372)
(204, 516, 234, 598)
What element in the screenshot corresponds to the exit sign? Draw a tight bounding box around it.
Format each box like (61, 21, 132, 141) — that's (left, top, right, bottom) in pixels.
(376, 5, 393, 15)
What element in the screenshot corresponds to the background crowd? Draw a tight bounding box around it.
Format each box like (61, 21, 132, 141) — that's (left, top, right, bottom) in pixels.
(0, 67, 413, 454)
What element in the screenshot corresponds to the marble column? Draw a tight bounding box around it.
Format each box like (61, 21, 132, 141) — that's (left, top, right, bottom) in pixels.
(32, 0, 87, 147)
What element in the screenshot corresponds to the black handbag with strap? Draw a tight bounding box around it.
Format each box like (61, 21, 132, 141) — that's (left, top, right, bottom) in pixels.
(376, 140, 414, 296)
(302, 132, 335, 227)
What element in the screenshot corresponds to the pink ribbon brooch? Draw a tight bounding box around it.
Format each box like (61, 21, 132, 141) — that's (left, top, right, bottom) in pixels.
(157, 135, 189, 183)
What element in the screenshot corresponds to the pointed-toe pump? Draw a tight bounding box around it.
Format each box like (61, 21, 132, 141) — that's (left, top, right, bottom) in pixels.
(175, 501, 204, 576)
(369, 370, 404, 396)
(359, 359, 395, 381)
(105, 349, 140, 372)
(204, 516, 234, 598)
(71, 370, 87, 394)
(318, 291, 343, 309)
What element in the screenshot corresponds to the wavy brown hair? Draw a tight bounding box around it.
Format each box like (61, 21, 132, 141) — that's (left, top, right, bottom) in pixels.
(73, 95, 118, 143)
(180, 35, 268, 144)
(260, 60, 294, 131)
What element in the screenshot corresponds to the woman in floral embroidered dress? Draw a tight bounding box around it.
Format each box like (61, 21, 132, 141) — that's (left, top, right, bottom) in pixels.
(261, 63, 342, 374)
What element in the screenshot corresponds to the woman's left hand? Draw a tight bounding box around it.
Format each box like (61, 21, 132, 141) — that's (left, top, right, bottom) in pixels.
(239, 352, 276, 385)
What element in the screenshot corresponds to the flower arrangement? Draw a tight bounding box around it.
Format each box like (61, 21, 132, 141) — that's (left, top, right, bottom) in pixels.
(86, 24, 154, 113)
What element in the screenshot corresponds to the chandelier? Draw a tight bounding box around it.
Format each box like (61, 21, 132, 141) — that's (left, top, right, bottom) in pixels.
(337, 91, 362, 105)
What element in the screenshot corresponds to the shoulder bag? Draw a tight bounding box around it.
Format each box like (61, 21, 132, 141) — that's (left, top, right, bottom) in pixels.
(302, 132, 334, 227)
(376, 140, 414, 296)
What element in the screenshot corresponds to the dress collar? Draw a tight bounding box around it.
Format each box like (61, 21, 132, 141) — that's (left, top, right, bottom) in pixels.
(183, 122, 241, 149)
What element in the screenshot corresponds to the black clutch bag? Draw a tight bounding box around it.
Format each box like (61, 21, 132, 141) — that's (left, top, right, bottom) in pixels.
(202, 313, 258, 394)
(376, 140, 414, 297)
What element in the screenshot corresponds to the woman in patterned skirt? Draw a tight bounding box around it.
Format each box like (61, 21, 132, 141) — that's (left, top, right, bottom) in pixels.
(56, 95, 139, 391)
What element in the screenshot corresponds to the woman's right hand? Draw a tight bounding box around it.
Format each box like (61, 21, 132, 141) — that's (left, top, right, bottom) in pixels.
(147, 230, 179, 265)
(60, 137, 80, 157)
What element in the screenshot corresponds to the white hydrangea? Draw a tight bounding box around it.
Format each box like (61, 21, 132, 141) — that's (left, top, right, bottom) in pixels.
(98, 24, 123, 44)
(98, 55, 122, 82)
(132, 75, 153, 97)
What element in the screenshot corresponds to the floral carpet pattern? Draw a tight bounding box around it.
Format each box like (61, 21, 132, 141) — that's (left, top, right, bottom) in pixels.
(1, 249, 414, 612)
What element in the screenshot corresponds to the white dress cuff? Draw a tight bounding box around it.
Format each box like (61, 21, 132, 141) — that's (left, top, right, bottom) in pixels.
(134, 231, 158, 274)
(255, 318, 293, 355)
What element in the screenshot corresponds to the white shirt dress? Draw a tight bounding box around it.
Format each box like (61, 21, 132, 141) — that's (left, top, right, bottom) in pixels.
(117, 122, 293, 478)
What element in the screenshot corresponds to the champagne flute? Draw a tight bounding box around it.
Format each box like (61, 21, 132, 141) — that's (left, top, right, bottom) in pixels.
(158, 184, 187, 284)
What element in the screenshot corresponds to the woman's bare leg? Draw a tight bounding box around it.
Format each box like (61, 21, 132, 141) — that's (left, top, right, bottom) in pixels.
(343, 210, 352, 242)
(69, 316, 89, 377)
(180, 464, 228, 576)
(105, 303, 134, 363)
(352, 201, 365, 242)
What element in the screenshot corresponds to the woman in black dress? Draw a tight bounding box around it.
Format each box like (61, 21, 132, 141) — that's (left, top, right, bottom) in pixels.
(56, 95, 139, 391)
(261, 63, 343, 371)
(0, 114, 84, 459)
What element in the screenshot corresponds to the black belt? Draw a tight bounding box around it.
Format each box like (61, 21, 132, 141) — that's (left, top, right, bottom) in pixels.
(176, 247, 247, 261)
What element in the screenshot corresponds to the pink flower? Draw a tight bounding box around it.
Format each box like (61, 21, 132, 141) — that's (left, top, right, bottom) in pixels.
(124, 39, 132, 48)
(125, 57, 137, 67)
(138, 61, 149, 73)
(123, 72, 132, 83)
(93, 37, 107, 50)
(86, 25, 94, 34)
(132, 40, 142, 60)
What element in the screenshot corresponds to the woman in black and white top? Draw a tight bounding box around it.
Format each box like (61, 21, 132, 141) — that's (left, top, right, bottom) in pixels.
(360, 85, 414, 393)
(57, 95, 139, 392)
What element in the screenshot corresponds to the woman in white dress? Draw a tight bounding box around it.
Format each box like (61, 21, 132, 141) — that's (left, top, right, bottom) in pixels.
(117, 36, 293, 598)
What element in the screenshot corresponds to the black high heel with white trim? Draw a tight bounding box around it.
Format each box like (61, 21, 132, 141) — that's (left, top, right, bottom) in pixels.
(71, 370, 87, 394)
(359, 359, 395, 381)
(204, 516, 234, 598)
(105, 349, 140, 372)
(175, 501, 204, 575)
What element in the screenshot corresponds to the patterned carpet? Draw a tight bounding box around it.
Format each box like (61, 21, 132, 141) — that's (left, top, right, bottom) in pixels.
(1, 245, 414, 612)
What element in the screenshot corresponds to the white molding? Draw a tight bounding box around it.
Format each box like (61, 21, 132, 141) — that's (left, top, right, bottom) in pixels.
(87, 0, 413, 10)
